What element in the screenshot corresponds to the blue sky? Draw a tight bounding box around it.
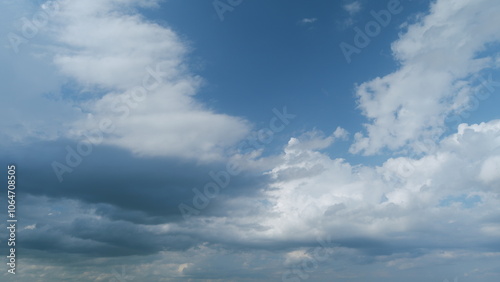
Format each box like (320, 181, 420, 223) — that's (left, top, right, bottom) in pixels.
(1, 0, 500, 281)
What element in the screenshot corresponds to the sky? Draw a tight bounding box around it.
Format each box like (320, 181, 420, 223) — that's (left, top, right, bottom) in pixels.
(1, 0, 500, 281)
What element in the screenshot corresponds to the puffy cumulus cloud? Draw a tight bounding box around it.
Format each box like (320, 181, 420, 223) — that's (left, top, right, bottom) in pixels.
(446, 121, 500, 186)
(8, 194, 285, 281)
(4, 1, 500, 280)
(3, 0, 250, 160)
(298, 18, 317, 25)
(173, 120, 500, 268)
(53, 0, 251, 160)
(350, 0, 500, 155)
(261, 120, 500, 241)
(6, 121, 500, 280)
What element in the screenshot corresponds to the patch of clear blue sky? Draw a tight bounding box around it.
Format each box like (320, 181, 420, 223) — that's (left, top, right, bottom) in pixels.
(439, 194, 482, 208)
(139, 0, 500, 166)
(443, 67, 500, 135)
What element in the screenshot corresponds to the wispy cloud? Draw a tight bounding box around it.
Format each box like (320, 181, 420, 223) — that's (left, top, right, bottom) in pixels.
(350, 0, 500, 155)
(343, 1, 362, 15)
(2, 0, 251, 161)
(299, 17, 317, 25)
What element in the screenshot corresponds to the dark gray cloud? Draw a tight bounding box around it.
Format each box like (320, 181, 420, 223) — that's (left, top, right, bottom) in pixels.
(0, 140, 276, 261)
(1, 139, 269, 222)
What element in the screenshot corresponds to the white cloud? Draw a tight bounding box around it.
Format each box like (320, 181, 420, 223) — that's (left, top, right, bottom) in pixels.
(350, 0, 500, 155)
(284, 127, 347, 153)
(23, 224, 37, 231)
(479, 156, 500, 184)
(4, 0, 251, 161)
(0, 1, 80, 142)
(299, 18, 317, 25)
(343, 1, 362, 15)
(182, 119, 500, 255)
